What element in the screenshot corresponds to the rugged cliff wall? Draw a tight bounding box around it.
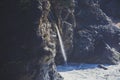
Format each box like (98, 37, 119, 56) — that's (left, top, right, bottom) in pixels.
(1, 0, 120, 80)
(100, 0, 120, 21)
(70, 0, 120, 64)
(0, 0, 63, 80)
(51, 0, 120, 65)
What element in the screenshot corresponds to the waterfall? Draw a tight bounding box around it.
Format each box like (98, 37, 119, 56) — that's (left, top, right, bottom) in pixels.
(55, 24, 67, 65)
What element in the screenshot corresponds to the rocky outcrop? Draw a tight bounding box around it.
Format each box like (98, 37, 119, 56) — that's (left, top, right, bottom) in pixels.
(0, 0, 63, 80)
(42, 0, 120, 65)
(70, 0, 120, 64)
(100, 0, 120, 20)
(1, 0, 120, 80)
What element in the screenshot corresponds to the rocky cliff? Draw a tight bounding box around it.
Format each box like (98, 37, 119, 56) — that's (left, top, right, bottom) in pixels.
(52, 0, 120, 65)
(70, 0, 120, 64)
(1, 0, 120, 80)
(0, 0, 63, 80)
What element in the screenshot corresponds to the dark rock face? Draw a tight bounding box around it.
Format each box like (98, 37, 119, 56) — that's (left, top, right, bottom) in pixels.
(1, 0, 120, 79)
(70, 0, 120, 64)
(0, 0, 63, 80)
(72, 24, 120, 64)
(48, 0, 120, 65)
(100, 0, 120, 20)
(75, 0, 112, 27)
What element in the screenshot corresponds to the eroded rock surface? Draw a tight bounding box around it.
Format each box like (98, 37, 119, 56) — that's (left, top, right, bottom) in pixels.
(0, 0, 63, 80)
(70, 0, 120, 64)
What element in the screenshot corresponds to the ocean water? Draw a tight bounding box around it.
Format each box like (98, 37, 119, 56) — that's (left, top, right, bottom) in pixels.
(57, 63, 120, 80)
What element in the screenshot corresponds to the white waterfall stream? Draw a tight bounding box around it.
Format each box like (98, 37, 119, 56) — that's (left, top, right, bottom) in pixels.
(55, 24, 67, 65)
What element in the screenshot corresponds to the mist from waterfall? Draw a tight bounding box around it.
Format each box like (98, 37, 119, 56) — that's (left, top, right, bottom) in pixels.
(55, 24, 67, 64)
